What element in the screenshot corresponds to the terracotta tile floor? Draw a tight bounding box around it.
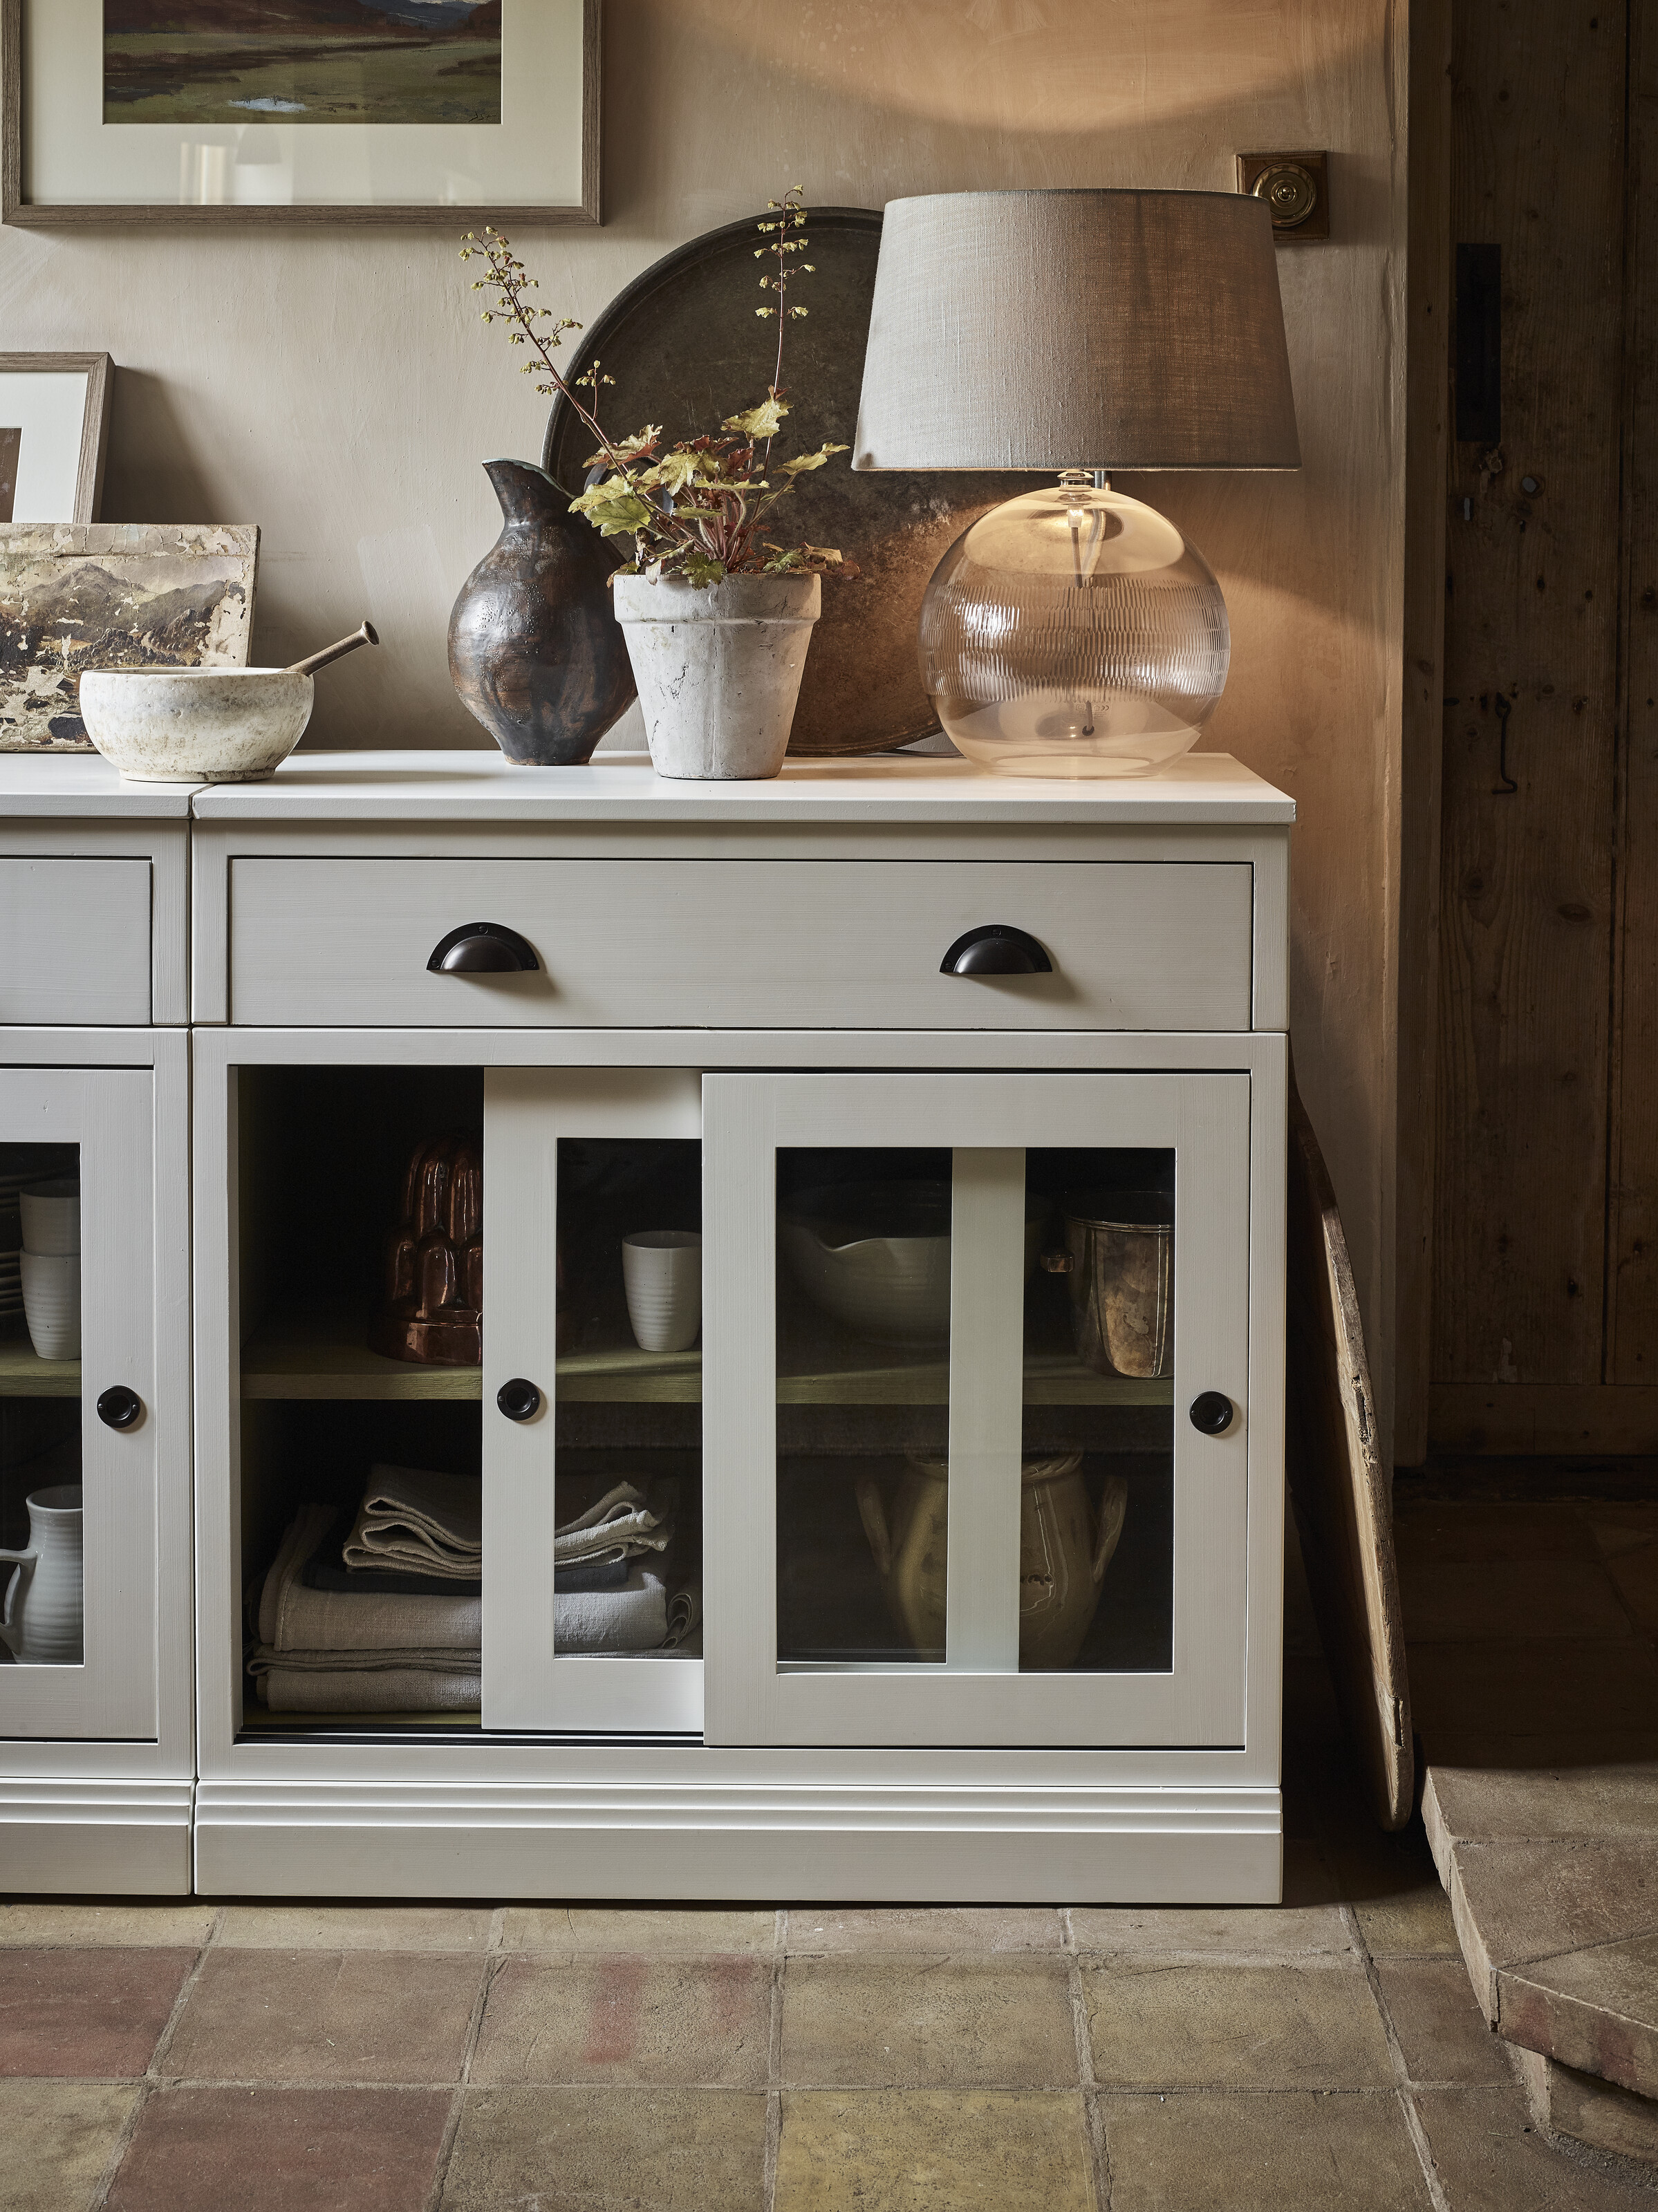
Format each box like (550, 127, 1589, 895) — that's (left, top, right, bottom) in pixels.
(3, 1517, 1655, 2209)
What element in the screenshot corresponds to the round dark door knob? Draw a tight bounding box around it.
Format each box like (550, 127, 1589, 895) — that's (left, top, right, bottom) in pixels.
(97, 1386, 144, 1431)
(1189, 1391, 1236, 1436)
(496, 1377, 543, 1423)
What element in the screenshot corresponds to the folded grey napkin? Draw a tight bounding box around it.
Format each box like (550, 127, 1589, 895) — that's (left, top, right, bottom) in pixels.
(553, 1481, 673, 1568)
(259, 1504, 480, 1653)
(550, 1571, 699, 1653)
(250, 1656, 481, 1714)
(553, 1566, 671, 1653)
(343, 1463, 482, 1580)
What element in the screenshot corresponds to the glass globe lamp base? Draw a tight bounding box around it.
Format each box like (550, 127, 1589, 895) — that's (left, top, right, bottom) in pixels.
(919, 476, 1231, 780)
(942, 691, 1207, 780)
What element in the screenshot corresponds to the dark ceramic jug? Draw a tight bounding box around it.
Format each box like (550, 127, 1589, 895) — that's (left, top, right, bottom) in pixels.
(447, 458, 635, 765)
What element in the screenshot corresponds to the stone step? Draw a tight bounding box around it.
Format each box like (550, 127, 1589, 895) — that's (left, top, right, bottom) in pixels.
(1514, 2045, 1658, 2171)
(1423, 1761, 1658, 2126)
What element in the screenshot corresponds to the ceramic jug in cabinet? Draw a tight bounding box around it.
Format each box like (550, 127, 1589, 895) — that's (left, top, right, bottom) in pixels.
(0, 1484, 84, 1665)
(855, 1454, 1127, 1669)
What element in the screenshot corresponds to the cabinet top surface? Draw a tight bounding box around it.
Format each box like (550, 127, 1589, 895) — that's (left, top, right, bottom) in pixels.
(0, 753, 198, 819)
(190, 749, 1295, 826)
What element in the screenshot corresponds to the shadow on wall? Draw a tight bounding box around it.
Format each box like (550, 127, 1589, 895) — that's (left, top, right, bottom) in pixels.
(104, 368, 221, 532)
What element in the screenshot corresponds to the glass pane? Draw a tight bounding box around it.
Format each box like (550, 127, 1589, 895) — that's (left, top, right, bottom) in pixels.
(236, 1068, 484, 1732)
(0, 1143, 83, 1671)
(554, 1139, 702, 1659)
(776, 1147, 952, 1664)
(1019, 1149, 1175, 1673)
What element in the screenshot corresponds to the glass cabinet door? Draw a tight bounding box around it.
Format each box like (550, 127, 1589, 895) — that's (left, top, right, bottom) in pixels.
(483, 1071, 704, 1732)
(702, 1072, 1251, 1749)
(0, 1068, 157, 1741)
(230, 1064, 701, 1741)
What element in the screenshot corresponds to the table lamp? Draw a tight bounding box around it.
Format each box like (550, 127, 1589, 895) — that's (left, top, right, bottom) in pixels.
(853, 189, 1300, 777)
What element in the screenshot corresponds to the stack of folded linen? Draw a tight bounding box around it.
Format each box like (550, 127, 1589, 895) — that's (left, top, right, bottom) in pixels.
(249, 1494, 481, 1714)
(550, 1477, 702, 1654)
(248, 1465, 702, 1714)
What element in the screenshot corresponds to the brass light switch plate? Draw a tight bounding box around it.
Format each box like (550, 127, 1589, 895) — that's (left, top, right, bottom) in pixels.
(1236, 151, 1330, 243)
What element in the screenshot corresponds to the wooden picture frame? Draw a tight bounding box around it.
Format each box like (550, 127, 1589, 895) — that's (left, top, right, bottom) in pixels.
(1, 0, 601, 229)
(0, 352, 111, 521)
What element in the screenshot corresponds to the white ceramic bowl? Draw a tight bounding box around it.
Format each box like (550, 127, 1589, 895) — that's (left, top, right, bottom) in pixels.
(20, 1177, 80, 1257)
(20, 1250, 80, 1360)
(79, 668, 315, 784)
(781, 1181, 1049, 1347)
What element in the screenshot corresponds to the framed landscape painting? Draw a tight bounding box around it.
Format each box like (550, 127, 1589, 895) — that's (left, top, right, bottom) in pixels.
(1, 0, 599, 225)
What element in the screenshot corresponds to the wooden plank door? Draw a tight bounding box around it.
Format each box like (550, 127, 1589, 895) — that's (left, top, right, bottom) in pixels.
(701, 1071, 1254, 1750)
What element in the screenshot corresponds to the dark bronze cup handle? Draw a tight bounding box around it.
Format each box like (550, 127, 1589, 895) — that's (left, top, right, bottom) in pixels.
(428, 923, 539, 975)
(940, 926, 1053, 976)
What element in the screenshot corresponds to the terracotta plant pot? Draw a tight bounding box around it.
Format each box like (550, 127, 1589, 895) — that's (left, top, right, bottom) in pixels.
(611, 572, 821, 780)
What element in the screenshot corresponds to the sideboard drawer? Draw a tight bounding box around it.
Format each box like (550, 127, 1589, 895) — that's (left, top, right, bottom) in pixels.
(0, 859, 151, 1024)
(227, 856, 1254, 1029)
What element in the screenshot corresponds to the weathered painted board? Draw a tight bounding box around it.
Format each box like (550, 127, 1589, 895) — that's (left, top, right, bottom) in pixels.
(1287, 1066, 1411, 1830)
(0, 523, 257, 752)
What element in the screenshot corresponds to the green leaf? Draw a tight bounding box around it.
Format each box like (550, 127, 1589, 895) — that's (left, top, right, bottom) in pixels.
(637, 450, 700, 496)
(775, 442, 849, 479)
(583, 426, 660, 467)
(568, 482, 655, 537)
(721, 397, 788, 440)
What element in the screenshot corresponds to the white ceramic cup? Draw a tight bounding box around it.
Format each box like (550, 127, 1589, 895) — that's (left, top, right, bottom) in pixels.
(20, 1177, 80, 1257)
(20, 1251, 80, 1361)
(622, 1230, 702, 1353)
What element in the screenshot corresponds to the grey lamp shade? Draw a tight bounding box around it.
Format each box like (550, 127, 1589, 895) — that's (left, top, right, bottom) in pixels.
(853, 189, 1300, 474)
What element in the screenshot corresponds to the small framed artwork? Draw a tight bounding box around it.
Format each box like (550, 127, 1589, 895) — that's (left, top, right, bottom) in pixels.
(0, 354, 111, 521)
(1, 0, 599, 227)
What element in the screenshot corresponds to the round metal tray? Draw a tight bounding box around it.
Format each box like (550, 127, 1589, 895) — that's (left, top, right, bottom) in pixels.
(542, 207, 1030, 756)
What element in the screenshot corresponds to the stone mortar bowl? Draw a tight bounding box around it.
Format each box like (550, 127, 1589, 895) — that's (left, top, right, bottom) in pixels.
(79, 668, 314, 784)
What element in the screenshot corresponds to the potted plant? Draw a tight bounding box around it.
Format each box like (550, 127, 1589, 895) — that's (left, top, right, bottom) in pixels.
(463, 191, 855, 780)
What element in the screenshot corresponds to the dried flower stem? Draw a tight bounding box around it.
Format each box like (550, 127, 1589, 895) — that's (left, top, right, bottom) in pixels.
(463, 191, 853, 586)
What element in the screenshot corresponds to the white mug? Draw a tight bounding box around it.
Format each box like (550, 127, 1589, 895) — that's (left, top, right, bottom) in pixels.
(20, 1251, 80, 1361)
(622, 1230, 702, 1353)
(19, 1177, 80, 1258)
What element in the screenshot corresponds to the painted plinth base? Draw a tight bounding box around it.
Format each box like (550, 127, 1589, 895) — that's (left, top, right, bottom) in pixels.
(192, 1782, 1283, 1903)
(1, 1779, 195, 1894)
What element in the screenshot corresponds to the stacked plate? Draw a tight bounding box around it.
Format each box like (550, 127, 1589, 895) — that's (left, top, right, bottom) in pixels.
(0, 1248, 19, 1318)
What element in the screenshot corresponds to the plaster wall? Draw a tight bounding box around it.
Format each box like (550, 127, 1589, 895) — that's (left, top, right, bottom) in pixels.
(0, 0, 1408, 1441)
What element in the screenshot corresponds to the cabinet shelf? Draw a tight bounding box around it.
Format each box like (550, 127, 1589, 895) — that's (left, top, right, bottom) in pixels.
(241, 1317, 481, 1400)
(0, 1337, 82, 1397)
(239, 1310, 1174, 1410)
